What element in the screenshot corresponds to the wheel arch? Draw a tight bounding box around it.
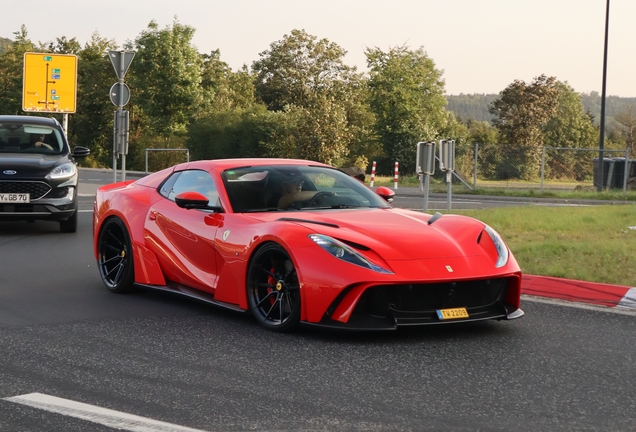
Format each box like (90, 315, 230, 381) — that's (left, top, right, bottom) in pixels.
(244, 239, 308, 324)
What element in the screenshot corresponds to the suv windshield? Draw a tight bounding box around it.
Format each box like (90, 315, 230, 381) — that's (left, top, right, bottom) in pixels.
(0, 122, 63, 154)
(222, 165, 391, 213)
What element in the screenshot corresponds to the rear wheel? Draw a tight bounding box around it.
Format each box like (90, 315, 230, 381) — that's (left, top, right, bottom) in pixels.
(59, 209, 78, 233)
(97, 217, 134, 293)
(247, 243, 301, 332)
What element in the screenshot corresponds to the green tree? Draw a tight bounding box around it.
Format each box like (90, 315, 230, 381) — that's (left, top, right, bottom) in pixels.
(366, 45, 447, 174)
(67, 32, 118, 167)
(252, 29, 353, 111)
(44, 36, 82, 55)
(252, 29, 362, 165)
(0, 26, 36, 115)
(612, 105, 636, 158)
(200, 50, 255, 113)
(0, 37, 11, 54)
(438, 112, 471, 175)
(468, 120, 500, 179)
(187, 105, 270, 161)
(489, 74, 560, 179)
(542, 82, 597, 180)
(128, 19, 203, 137)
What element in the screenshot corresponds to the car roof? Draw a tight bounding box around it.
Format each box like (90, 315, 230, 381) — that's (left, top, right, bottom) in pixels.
(178, 158, 331, 172)
(0, 115, 61, 128)
(135, 158, 333, 188)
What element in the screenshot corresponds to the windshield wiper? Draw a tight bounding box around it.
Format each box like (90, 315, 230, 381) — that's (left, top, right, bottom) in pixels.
(243, 207, 302, 213)
(296, 205, 361, 210)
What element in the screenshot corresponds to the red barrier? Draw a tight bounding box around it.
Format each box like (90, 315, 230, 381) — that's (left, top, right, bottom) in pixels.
(369, 161, 376, 187)
(393, 162, 399, 189)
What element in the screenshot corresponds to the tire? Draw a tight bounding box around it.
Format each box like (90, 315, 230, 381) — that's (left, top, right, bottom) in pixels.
(247, 243, 301, 332)
(59, 209, 78, 233)
(97, 217, 135, 293)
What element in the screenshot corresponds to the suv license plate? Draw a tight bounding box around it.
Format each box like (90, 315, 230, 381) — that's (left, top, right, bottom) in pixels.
(436, 307, 469, 320)
(0, 193, 30, 203)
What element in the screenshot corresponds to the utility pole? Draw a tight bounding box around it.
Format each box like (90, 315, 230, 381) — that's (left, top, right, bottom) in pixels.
(598, 0, 610, 191)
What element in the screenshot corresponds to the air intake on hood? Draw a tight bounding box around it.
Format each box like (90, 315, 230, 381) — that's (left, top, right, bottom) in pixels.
(427, 212, 443, 225)
(277, 217, 339, 228)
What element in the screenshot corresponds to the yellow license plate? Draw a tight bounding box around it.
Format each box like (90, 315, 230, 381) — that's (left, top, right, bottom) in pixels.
(436, 307, 469, 320)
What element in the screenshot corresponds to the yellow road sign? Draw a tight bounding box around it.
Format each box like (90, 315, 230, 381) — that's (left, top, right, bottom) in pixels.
(23, 53, 77, 113)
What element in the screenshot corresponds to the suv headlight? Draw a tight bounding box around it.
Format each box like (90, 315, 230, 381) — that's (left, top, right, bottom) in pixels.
(309, 234, 393, 274)
(484, 225, 509, 268)
(47, 163, 76, 180)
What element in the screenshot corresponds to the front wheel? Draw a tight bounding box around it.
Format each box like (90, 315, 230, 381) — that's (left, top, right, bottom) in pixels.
(247, 243, 301, 332)
(97, 217, 135, 293)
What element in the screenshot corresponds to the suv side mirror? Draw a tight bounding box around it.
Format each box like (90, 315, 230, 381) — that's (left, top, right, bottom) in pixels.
(72, 146, 90, 158)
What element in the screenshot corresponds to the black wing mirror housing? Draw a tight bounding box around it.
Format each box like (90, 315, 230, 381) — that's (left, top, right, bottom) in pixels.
(73, 146, 90, 158)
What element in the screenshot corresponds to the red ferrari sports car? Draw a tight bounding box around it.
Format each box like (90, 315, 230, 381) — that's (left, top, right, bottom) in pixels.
(93, 158, 523, 332)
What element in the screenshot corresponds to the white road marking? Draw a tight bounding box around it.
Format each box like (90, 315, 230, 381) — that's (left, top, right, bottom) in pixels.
(3, 393, 208, 432)
(522, 295, 636, 316)
(78, 209, 93, 213)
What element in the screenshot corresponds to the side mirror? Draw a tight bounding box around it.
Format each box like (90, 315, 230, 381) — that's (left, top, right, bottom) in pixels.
(72, 146, 90, 158)
(175, 191, 223, 212)
(375, 186, 395, 203)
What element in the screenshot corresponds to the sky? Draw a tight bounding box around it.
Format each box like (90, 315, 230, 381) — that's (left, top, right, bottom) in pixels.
(4, 0, 636, 97)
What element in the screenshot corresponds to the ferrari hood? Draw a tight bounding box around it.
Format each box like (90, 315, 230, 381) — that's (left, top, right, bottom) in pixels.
(252, 208, 487, 260)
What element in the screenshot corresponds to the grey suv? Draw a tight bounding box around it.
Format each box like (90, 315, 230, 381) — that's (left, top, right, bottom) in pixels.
(0, 115, 89, 232)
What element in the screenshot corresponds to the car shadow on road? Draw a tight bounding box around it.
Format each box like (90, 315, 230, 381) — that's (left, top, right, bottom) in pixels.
(0, 220, 63, 235)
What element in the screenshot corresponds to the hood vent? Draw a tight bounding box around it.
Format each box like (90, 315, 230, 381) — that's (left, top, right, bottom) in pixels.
(277, 217, 339, 229)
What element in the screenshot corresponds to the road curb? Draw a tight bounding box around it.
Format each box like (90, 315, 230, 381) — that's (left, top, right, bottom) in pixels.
(522, 275, 636, 310)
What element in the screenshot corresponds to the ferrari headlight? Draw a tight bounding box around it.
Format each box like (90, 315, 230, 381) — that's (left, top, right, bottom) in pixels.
(484, 225, 509, 268)
(47, 163, 77, 180)
(308, 234, 392, 274)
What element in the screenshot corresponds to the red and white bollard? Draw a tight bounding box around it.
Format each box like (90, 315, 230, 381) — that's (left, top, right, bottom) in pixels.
(394, 161, 399, 189)
(369, 161, 376, 187)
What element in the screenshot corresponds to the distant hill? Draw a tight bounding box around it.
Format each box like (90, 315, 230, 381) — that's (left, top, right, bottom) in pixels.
(446, 92, 636, 125)
(0, 37, 11, 54)
(446, 94, 498, 123)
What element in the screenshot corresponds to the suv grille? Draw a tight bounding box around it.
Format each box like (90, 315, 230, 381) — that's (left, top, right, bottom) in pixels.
(0, 181, 51, 200)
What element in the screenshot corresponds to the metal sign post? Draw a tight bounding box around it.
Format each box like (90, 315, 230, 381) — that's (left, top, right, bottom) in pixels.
(108, 50, 135, 183)
(416, 141, 435, 212)
(439, 140, 456, 211)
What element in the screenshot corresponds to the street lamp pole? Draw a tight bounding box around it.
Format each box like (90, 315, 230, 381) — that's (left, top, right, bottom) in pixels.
(598, 0, 610, 191)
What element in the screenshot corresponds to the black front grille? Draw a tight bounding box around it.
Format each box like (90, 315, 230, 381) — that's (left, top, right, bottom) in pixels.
(0, 181, 51, 199)
(373, 278, 508, 312)
(348, 278, 510, 325)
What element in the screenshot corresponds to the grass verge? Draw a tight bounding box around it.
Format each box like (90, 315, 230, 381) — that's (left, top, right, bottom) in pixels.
(449, 205, 636, 286)
(369, 175, 636, 201)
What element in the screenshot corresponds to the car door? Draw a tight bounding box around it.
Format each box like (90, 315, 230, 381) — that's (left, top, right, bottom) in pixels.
(144, 169, 223, 293)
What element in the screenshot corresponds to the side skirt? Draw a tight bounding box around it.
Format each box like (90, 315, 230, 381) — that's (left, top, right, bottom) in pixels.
(134, 282, 246, 313)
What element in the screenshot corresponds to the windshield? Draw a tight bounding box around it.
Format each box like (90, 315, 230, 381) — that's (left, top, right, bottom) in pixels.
(0, 122, 64, 154)
(222, 165, 391, 213)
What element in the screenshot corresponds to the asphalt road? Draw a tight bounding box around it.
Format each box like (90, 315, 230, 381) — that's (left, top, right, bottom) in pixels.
(0, 172, 634, 431)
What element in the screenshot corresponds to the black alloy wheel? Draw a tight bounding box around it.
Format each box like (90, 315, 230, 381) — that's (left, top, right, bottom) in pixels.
(97, 217, 135, 293)
(247, 243, 301, 332)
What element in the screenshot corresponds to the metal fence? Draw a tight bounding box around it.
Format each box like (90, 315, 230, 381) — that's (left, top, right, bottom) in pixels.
(453, 143, 634, 193)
